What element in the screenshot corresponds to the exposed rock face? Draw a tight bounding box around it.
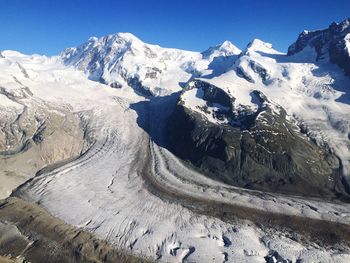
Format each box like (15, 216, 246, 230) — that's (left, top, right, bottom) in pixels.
(288, 18, 350, 75)
(167, 80, 344, 198)
(235, 60, 270, 84)
(0, 86, 86, 199)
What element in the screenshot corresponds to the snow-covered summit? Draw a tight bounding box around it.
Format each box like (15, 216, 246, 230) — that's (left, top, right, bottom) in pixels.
(61, 33, 202, 95)
(61, 32, 151, 72)
(201, 40, 241, 60)
(61, 33, 243, 96)
(242, 39, 282, 56)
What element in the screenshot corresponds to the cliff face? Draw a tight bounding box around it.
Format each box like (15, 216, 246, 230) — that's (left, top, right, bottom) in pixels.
(288, 19, 350, 76)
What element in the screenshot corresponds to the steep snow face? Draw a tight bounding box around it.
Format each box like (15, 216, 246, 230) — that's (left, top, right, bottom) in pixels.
(245, 39, 277, 54)
(0, 50, 128, 107)
(61, 33, 212, 96)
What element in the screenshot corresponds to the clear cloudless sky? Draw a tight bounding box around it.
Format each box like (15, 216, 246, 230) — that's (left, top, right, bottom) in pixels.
(0, 0, 349, 55)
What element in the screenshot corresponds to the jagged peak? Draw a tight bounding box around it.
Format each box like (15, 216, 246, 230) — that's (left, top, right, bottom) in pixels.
(109, 32, 143, 44)
(295, 18, 350, 41)
(330, 18, 350, 32)
(288, 18, 350, 56)
(61, 32, 147, 63)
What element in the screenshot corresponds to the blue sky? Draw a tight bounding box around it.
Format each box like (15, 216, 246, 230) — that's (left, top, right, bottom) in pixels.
(1, 0, 349, 55)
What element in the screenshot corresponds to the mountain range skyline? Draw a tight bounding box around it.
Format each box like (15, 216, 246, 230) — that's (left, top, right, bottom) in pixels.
(1, 0, 349, 55)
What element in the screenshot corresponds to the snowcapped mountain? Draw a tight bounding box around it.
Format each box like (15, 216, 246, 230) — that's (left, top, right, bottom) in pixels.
(60, 18, 350, 197)
(61, 33, 242, 96)
(1, 18, 350, 263)
(167, 20, 350, 197)
(61, 33, 198, 96)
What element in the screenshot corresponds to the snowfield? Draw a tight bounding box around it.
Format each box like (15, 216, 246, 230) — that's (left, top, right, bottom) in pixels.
(1, 30, 350, 262)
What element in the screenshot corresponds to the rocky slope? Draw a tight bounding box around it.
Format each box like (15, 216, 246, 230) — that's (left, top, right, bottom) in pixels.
(0, 55, 88, 199)
(167, 80, 344, 198)
(0, 51, 104, 199)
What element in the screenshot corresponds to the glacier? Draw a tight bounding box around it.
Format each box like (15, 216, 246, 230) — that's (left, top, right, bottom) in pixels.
(1, 19, 350, 262)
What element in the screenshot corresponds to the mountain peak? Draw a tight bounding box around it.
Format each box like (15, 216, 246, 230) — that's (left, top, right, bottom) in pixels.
(241, 38, 281, 56)
(115, 32, 142, 43)
(95, 32, 144, 48)
(331, 18, 350, 31)
(83, 33, 143, 47)
(201, 40, 241, 60)
(87, 36, 98, 43)
(246, 39, 273, 51)
(61, 32, 146, 63)
(220, 40, 240, 51)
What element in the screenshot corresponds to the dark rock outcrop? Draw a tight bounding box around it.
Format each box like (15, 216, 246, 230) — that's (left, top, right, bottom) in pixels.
(126, 76, 154, 97)
(249, 61, 270, 82)
(167, 80, 345, 198)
